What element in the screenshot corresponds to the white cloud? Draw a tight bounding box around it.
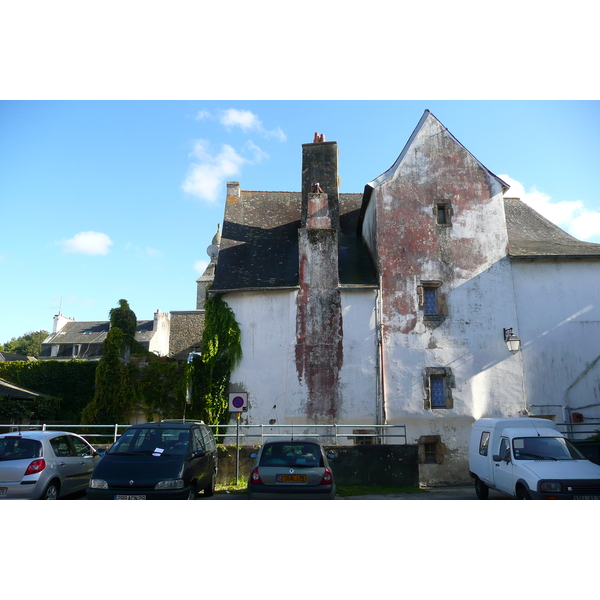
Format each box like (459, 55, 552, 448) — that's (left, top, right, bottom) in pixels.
(195, 109, 212, 121)
(196, 108, 287, 142)
(124, 243, 163, 259)
(219, 108, 262, 132)
(501, 174, 600, 242)
(59, 231, 113, 255)
(194, 259, 209, 274)
(182, 138, 267, 203)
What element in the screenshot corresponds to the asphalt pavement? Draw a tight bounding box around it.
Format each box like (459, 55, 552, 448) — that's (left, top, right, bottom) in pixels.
(73, 485, 510, 500)
(208, 485, 510, 500)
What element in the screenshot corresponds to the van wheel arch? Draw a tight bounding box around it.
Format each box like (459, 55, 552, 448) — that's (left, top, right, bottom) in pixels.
(515, 481, 532, 500)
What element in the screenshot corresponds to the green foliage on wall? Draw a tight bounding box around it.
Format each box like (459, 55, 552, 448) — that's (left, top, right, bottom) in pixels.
(134, 358, 186, 421)
(81, 327, 136, 424)
(187, 295, 242, 430)
(0, 297, 243, 427)
(0, 360, 97, 422)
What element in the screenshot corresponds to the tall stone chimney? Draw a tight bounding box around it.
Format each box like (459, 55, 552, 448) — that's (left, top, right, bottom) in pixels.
(301, 137, 339, 230)
(295, 135, 343, 421)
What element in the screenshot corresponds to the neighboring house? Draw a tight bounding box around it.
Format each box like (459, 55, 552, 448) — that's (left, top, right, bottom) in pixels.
(208, 111, 600, 485)
(0, 353, 36, 362)
(40, 310, 171, 360)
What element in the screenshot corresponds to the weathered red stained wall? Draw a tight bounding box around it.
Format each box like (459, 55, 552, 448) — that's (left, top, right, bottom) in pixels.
(374, 117, 507, 336)
(295, 228, 343, 420)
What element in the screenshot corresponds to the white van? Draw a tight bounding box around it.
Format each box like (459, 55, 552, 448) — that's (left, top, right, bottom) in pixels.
(469, 418, 600, 499)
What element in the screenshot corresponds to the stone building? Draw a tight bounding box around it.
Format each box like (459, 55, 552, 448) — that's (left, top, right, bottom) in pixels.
(209, 110, 600, 485)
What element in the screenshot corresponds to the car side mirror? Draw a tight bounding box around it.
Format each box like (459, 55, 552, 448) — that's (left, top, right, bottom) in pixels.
(190, 450, 206, 459)
(94, 449, 106, 457)
(250, 453, 258, 459)
(492, 452, 510, 463)
(327, 453, 335, 460)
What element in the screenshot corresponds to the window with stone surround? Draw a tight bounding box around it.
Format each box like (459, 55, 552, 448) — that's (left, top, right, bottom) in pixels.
(417, 281, 448, 321)
(418, 435, 447, 464)
(423, 367, 454, 410)
(434, 199, 453, 226)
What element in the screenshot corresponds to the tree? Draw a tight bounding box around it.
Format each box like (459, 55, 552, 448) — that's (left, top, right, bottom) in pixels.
(109, 299, 137, 361)
(81, 326, 135, 424)
(0, 330, 49, 358)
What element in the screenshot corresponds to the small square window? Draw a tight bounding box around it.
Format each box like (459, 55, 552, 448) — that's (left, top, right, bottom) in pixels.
(418, 281, 447, 320)
(418, 435, 446, 464)
(423, 288, 438, 315)
(430, 376, 446, 407)
(423, 367, 454, 410)
(424, 443, 437, 463)
(434, 200, 452, 226)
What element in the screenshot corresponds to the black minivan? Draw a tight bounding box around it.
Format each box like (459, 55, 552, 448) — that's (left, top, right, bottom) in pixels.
(87, 421, 218, 500)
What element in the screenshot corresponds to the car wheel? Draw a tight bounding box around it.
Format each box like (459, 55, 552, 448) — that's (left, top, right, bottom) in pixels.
(474, 477, 489, 500)
(516, 485, 531, 500)
(41, 481, 60, 500)
(203, 471, 215, 497)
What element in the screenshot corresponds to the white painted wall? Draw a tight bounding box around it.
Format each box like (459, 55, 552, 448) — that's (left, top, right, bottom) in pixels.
(223, 289, 378, 432)
(512, 260, 600, 428)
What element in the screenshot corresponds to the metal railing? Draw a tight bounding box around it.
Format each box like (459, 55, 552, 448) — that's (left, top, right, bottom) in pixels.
(1, 422, 407, 445)
(0, 423, 130, 443)
(211, 423, 407, 445)
(556, 421, 600, 440)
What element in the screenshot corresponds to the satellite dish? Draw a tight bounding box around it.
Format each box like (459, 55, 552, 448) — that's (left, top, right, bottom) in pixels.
(207, 244, 219, 258)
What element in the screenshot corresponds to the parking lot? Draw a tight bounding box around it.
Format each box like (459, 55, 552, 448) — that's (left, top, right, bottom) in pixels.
(70, 485, 509, 500)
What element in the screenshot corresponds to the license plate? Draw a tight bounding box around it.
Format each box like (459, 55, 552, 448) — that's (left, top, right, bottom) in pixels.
(115, 495, 146, 500)
(574, 496, 600, 500)
(276, 474, 307, 483)
(0, 488, 7, 497)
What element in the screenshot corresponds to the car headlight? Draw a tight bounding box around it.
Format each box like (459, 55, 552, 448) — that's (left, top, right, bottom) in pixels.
(155, 479, 185, 490)
(90, 479, 108, 489)
(540, 481, 561, 493)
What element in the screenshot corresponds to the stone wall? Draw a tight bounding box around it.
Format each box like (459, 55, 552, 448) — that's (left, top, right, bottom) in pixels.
(217, 444, 419, 487)
(169, 311, 205, 360)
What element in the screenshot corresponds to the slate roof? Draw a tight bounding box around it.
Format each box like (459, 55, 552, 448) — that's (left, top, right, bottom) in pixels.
(0, 378, 43, 399)
(0, 352, 36, 362)
(504, 198, 600, 258)
(42, 320, 157, 346)
(211, 191, 378, 293)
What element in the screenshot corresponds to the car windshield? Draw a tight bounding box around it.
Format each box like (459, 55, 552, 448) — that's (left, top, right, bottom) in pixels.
(0, 437, 42, 461)
(259, 442, 323, 467)
(109, 428, 190, 456)
(512, 436, 584, 461)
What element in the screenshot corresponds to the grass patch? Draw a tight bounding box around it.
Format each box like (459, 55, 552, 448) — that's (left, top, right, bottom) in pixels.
(215, 478, 248, 495)
(335, 484, 424, 497)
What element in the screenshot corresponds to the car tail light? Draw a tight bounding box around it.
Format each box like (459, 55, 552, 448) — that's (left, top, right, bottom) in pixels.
(319, 467, 332, 485)
(250, 467, 263, 484)
(24, 459, 46, 476)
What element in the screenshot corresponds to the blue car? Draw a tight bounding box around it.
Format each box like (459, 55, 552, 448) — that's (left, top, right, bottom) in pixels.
(87, 421, 218, 500)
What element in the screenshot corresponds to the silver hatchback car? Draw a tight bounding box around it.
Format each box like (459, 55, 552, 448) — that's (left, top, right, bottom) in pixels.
(248, 437, 336, 500)
(0, 430, 102, 500)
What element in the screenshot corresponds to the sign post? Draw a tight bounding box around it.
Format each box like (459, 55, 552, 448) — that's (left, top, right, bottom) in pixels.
(228, 393, 248, 485)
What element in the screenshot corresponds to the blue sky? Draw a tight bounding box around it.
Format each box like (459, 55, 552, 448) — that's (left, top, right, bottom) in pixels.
(1, 100, 599, 344)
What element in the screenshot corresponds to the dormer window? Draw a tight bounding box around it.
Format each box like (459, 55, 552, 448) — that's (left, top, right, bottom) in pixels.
(434, 200, 452, 226)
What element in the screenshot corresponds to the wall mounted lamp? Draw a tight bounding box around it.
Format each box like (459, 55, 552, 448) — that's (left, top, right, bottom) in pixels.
(504, 328, 521, 354)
